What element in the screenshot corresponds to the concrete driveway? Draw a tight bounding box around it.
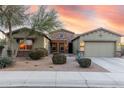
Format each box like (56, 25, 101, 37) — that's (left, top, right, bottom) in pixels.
(91, 58, 124, 72)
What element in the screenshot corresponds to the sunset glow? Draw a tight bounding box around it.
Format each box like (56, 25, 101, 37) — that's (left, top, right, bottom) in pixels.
(30, 5, 124, 34)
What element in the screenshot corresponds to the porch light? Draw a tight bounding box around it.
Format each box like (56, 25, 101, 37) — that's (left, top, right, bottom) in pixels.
(118, 42, 124, 46)
(80, 41, 85, 47)
(80, 41, 85, 51)
(120, 37, 124, 46)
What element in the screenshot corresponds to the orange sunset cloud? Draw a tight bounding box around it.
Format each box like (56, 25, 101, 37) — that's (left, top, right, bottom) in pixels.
(30, 5, 124, 34)
(30, 5, 38, 13)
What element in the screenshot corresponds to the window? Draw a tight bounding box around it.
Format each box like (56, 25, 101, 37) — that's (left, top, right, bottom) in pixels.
(19, 40, 25, 49)
(19, 39, 33, 50)
(60, 34, 64, 38)
(80, 41, 85, 51)
(26, 40, 33, 50)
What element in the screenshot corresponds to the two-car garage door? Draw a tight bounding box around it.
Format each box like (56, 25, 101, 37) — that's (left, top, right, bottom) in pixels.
(84, 42, 115, 57)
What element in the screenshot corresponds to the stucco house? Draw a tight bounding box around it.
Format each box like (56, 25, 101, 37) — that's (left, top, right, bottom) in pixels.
(8, 27, 51, 57)
(72, 27, 122, 57)
(7, 27, 122, 57)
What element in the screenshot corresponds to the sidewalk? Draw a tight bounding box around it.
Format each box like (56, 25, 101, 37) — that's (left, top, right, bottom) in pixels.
(0, 71, 124, 88)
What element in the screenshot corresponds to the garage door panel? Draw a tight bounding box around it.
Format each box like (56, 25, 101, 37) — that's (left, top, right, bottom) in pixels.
(84, 42, 115, 57)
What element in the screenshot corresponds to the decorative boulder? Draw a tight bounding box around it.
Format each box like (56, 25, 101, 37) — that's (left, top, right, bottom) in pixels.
(77, 58, 91, 68)
(52, 53, 66, 64)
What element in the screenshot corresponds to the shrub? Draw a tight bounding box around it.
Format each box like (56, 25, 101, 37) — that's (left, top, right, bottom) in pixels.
(29, 49, 43, 60)
(41, 48, 48, 56)
(0, 57, 13, 69)
(77, 58, 91, 68)
(0, 45, 4, 49)
(29, 48, 48, 60)
(7, 49, 12, 57)
(35, 48, 48, 57)
(52, 53, 66, 64)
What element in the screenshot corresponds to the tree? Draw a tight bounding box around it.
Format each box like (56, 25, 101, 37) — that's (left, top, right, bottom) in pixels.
(0, 5, 62, 58)
(0, 5, 28, 57)
(30, 6, 62, 33)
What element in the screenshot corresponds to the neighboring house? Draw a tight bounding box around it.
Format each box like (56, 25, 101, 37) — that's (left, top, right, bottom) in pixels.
(7, 27, 51, 57)
(50, 29, 75, 53)
(72, 27, 122, 57)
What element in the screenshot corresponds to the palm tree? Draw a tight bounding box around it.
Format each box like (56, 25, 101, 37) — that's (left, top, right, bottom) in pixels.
(0, 5, 28, 57)
(30, 6, 62, 33)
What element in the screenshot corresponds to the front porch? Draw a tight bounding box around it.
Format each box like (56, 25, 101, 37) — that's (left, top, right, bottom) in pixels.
(51, 40, 68, 53)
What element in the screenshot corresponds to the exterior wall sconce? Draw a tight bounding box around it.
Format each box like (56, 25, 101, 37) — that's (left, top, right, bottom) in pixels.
(80, 41, 85, 47)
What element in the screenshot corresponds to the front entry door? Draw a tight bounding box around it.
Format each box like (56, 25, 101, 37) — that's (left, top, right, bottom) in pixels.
(59, 43, 64, 53)
(68, 43, 73, 53)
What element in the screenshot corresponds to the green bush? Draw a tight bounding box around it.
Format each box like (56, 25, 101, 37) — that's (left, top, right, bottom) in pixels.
(77, 58, 91, 68)
(29, 49, 43, 60)
(0, 57, 13, 69)
(41, 48, 48, 56)
(52, 53, 66, 64)
(35, 48, 48, 57)
(7, 49, 12, 57)
(0, 45, 4, 49)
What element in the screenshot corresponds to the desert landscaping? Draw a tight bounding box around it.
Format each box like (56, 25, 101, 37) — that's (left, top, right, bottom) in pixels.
(0, 55, 108, 72)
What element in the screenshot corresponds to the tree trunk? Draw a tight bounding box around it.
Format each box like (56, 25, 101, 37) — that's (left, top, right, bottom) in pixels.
(8, 20, 13, 57)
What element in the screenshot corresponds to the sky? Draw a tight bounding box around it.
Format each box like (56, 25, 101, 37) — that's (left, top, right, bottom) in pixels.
(31, 5, 124, 35)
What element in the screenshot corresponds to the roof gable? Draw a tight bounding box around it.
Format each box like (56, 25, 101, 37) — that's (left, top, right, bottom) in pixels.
(72, 27, 121, 41)
(50, 29, 75, 34)
(7, 27, 51, 40)
(81, 27, 121, 37)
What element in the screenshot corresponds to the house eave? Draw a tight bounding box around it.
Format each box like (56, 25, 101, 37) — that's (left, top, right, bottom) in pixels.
(49, 29, 75, 34)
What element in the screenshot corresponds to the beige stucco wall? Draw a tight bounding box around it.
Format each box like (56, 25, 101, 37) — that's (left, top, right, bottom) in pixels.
(43, 37, 50, 53)
(33, 36, 50, 53)
(32, 35, 44, 49)
(72, 38, 80, 54)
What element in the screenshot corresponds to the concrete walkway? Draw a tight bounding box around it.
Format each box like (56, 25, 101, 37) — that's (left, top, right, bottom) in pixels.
(0, 71, 124, 88)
